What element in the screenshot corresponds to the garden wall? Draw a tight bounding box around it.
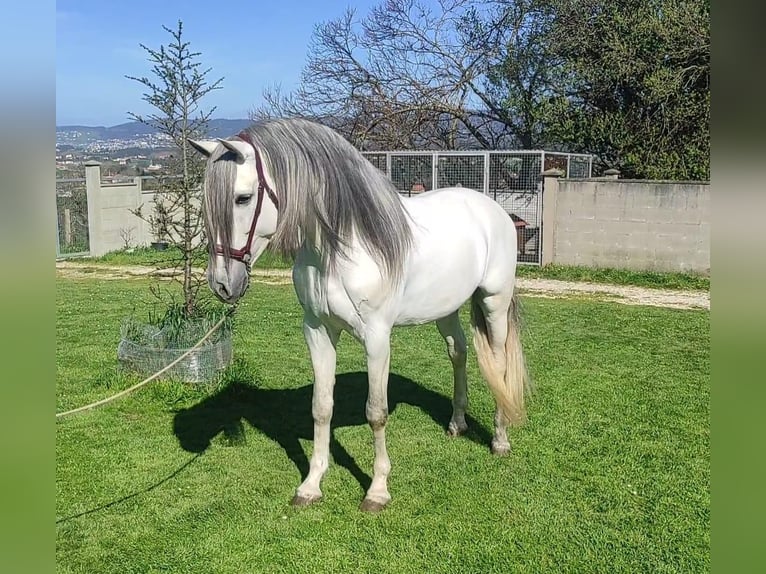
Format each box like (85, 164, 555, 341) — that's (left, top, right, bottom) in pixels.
(541, 175, 710, 273)
(85, 162, 166, 256)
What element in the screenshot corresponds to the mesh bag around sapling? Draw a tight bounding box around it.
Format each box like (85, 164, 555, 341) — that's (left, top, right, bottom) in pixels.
(117, 316, 232, 383)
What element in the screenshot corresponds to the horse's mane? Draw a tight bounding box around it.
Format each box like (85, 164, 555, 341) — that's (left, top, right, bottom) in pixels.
(203, 118, 413, 282)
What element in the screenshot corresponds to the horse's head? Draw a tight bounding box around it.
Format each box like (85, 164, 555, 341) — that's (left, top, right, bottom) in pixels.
(189, 135, 279, 304)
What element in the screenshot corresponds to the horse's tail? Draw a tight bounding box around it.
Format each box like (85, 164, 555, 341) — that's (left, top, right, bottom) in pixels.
(470, 293, 530, 425)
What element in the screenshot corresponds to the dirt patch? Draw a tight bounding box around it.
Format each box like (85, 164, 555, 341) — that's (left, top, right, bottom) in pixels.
(516, 278, 708, 310)
(55, 261, 293, 285)
(56, 261, 708, 310)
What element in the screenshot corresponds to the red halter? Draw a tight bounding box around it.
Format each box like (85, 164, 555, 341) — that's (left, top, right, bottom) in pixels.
(213, 131, 279, 263)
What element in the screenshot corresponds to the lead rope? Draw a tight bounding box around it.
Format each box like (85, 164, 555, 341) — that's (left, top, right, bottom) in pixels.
(56, 312, 232, 420)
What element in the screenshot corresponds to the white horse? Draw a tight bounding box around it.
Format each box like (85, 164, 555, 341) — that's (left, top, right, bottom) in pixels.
(190, 118, 529, 511)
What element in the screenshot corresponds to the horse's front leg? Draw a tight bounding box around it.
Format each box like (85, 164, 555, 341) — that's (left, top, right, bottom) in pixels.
(360, 326, 393, 512)
(291, 314, 340, 507)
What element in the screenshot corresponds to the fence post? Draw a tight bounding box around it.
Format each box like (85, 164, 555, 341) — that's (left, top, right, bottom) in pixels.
(540, 167, 564, 266)
(84, 161, 103, 256)
(431, 152, 438, 191)
(63, 208, 72, 246)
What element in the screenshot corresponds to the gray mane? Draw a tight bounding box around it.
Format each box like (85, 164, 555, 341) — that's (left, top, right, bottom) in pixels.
(203, 118, 413, 281)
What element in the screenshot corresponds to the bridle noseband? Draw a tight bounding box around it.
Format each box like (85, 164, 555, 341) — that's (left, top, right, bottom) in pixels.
(213, 131, 280, 264)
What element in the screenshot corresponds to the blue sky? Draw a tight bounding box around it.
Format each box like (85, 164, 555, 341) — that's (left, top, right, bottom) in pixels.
(56, 0, 383, 126)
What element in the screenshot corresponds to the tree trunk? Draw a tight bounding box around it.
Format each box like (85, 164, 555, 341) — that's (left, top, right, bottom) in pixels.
(182, 104, 194, 317)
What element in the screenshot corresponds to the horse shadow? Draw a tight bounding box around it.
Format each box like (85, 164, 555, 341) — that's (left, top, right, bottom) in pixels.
(172, 372, 492, 492)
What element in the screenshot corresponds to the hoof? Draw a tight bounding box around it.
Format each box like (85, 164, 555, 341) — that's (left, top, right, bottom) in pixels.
(290, 493, 322, 507)
(360, 498, 388, 513)
(447, 421, 468, 437)
(491, 441, 511, 456)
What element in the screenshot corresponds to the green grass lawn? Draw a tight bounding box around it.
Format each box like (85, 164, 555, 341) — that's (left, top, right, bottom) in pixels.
(514, 263, 709, 291)
(56, 276, 709, 573)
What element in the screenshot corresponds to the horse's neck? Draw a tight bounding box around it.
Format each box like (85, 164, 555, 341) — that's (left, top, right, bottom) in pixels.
(296, 228, 380, 279)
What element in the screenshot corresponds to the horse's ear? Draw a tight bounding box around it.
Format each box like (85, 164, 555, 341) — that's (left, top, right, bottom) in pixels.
(216, 138, 248, 162)
(188, 139, 218, 157)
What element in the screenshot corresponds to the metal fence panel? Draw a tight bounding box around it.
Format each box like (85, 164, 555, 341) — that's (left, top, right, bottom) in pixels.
(485, 153, 543, 264)
(364, 153, 387, 174)
(436, 153, 485, 192)
(389, 153, 435, 195)
(56, 178, 90, 257)
(367, 150, 592, 265)
(568, 154, 592, 178)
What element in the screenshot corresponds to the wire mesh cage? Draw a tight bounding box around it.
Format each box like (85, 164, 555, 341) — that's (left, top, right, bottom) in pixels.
(117, 318, 233, 384)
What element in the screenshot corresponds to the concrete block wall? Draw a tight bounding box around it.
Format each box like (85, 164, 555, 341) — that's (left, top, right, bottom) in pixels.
(544, 177, 710, 273)
(85, 162, 157, 256)
(98, 183, 153, 254)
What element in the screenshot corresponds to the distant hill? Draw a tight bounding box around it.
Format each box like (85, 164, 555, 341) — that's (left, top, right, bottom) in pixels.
(56, 119, 252, 139)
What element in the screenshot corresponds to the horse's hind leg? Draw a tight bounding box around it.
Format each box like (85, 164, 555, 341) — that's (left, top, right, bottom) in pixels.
(292, 314, 340, 507)
(436, 312, 468, 436)
(472, 291, 514, 456)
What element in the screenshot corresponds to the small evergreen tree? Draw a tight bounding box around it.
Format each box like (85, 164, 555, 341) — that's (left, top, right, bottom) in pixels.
(127, 20, 223, 315)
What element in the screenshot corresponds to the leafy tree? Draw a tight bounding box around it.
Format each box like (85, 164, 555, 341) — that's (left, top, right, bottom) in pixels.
(126, 20, 223, 315)
(540, 0, 710, 179)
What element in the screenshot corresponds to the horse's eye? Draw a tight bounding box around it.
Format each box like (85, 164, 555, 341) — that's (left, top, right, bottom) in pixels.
(235, 194, 253, 206)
